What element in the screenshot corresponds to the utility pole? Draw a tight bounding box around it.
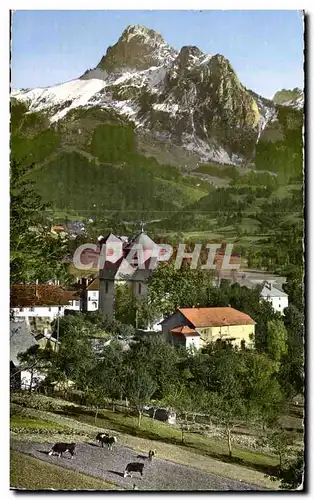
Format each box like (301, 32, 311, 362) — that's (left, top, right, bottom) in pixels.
(135, 307, 138, 330)
(56, 314, 60, 343)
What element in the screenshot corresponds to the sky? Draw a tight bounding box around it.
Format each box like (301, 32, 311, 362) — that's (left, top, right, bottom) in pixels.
(11, 10, 304, 98)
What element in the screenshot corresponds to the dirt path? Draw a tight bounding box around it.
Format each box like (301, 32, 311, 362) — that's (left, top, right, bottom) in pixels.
(11, 440, 266, 491)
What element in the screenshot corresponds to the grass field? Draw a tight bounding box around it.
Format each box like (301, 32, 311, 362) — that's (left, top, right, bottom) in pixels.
(56, 406, 279, 474)
(10, 402, 279, 489)
(10, 415, 65, 431)
(10, 393, 303, 489)
(157, 178, 208, 202)
(10, 449, 119, 490)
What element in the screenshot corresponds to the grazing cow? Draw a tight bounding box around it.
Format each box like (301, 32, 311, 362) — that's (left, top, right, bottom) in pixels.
(96, 432, 109, 444)
(124, 462, 145, 478)
(48, 442, 76, 459)
(97, 434, 117, 450)
(148, 449, 157, 461)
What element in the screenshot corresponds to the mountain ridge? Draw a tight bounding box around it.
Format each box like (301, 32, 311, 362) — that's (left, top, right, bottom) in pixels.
(10, 25, 303, 236)
(11, 24, 277, 166)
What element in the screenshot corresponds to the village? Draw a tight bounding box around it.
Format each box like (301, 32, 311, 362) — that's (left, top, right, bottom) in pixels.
(10, 227, 291, 389)
(10, 222, 303, 490)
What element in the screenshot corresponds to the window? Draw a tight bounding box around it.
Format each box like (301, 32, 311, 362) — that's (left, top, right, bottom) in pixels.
(138, 283, 142, 295)
(19, 308, 24, 312)
(92, 301, 97, 309)
(48, 307, 51, 312)
(105, 281, 109, 294)
(30, 307, 35, 312)
(58, 306, 62, 312)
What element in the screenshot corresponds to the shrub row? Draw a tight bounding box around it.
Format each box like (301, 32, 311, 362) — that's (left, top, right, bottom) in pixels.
(10, 426, 91, 437)
(10, 393, 76, 413)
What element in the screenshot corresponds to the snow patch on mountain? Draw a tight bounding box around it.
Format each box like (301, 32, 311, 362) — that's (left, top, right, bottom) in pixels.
(252, 93, 277, 142)
(12, 62, 171, 125)
(182, 133, 242, 165)
(110, 100, 142, 125)
(200, 54, 213, 65)
(146, 66, 167, 91)
(153, 102, 179, 116)
(12, 78, 107, 121)
(257, 106, 277, 141)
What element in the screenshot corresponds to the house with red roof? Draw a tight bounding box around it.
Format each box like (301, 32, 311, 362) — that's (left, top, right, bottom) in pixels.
(160, 307, 256, 350)
(10, 284, 81, 333)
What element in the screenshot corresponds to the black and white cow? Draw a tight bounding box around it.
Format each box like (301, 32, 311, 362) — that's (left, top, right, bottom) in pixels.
(124, 462, 145, 478)
(96, 433, 117, 450)
(148, 449, 157, 461)
(96, 432, 109, 444)
(48, 442, 76, 459)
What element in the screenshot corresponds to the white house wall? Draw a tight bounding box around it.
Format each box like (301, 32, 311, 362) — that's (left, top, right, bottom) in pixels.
(20, 370, 46, 391)
(261, 295, 289, 314)
(87, 290, 99, 311)
(12, 301, 81, 322)
(185, 335, 201, 351)
(13, 306, 66, 321)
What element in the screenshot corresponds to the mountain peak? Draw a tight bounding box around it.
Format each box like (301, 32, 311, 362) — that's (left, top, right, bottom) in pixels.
(96, 24, 177, 72)
(273, 88, 304, 109)
(12, 25, 272, 166)
(120, 25, 165, 43)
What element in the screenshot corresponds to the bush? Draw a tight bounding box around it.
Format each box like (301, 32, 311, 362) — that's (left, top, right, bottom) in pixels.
(10, 393, 76, 413)
(10, 426, 90, 437)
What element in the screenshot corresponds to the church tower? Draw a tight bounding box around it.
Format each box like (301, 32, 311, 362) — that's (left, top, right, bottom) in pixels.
(98, 227, 160, 318)
(98, 233, 124, 318)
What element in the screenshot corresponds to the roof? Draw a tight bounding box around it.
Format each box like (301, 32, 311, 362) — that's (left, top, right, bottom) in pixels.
(261, 285, 288, 298)
(125, 232, 157, 250)
(98, 233, 123, 245)
(229, 277, 257, 290)
(87, 277, 100, 291)
(10, 320, 38, 366)
(10, 285, 80, 307)
(178, 307, 256, 327)
(115, 259, 138, 280)
(170, 325, 200, 337)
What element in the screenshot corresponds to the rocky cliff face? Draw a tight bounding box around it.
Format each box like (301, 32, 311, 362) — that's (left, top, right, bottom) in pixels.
(272, 88, 304, 109)
(96, 25, 177, 72)
(12, 24, 276, 166)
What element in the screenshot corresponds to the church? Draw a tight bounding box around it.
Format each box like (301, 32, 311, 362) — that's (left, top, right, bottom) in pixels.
(80, 229, 161, 318)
